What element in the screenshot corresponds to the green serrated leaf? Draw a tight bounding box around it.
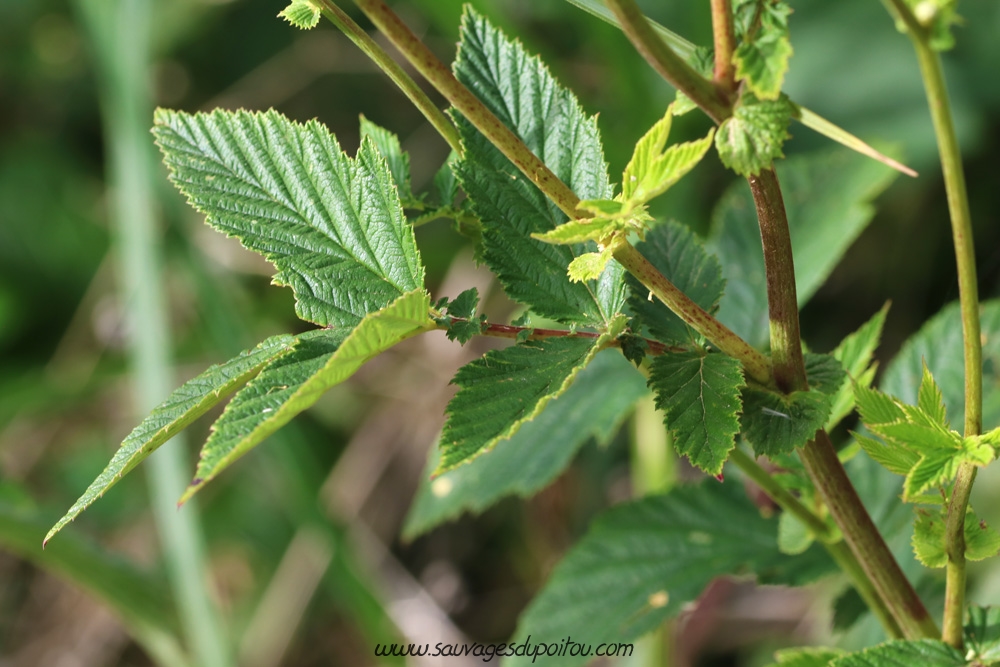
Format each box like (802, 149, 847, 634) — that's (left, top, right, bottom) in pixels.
(279, 0, 320, 29)
(648, 351, 744, 475)
(883, 300, 1000, 430)
(828, 305, 889, 430)
(904, 447, 965, 500)
(453, 8, 625, 327)
(768, 647, 847, 667)
(506, 482, 813, 667)
(733, 1, 793, 100)
(47, 334, 297, 542)
(912, 505, 1000, 568)
(830, 640, 964, 667)
(854, 433, 919, 477)
(567, 246, 614, 283)
(965, 605, 1000, 664)
(715, 93, 794, 177)
(445, 287, 479, 320)
(153, 108, 424, 329)
(854, 383, 907, 427)
(436, 333, 612, 474)
(403, 350, 646, 538)
(741, 385, 831, 457)
(533, 217, 619, 245)
(360, 115, 413, 202)
(622, 107, 714, 205)
(917, 363, 949, 429)
(626, 220, 725, 344)
(805, 353, 846, 396)
(709, 149, 898, 347)
(183, 290, 434, 501)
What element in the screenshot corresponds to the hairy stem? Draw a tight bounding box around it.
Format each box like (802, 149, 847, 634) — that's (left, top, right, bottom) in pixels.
(911, 32, 982, 649)
(710, 0, 737, 93)
(747, 169, 806, 393)
(350, 0, 581, 219)
(316, 0, 461, 155)
(613, 243, 772, 384)
(728, 448, 903, 639)
(605, 0, 731, 123)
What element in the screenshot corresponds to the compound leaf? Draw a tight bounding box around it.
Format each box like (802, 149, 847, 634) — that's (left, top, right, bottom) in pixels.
(855, 433, 918, 477)
(917, 362, 949, 429)
(709, 149, 897, 347)
(404, 350, 646, 538)
(627, 220, 725, 345)
(831, 640, 964, 667)
(507, 481, 809, 667)
(622, 108, 714, 205)
(453, 8, 625, 327)
(648, 350, 744, 475)
(47, 334, 297, 542)
(153, 108, 424, 329)
(435, 328, 619, 474)
(715, 93, 794, 177)
(183, 290, 434, 500)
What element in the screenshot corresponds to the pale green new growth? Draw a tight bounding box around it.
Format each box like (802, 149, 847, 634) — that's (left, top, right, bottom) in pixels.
(435, 316, 624, 475)
(622, 106, 715, 205)
(279, 0, 320, 30)
(648, 350, 745, 475)
(732, 0, 793, 101)
(912, 505, 1000, 568)
(566, 246, 615, 283)
(183, 290, 435, 501)
(715, 93, 794, 177)
(46, 335, 297, 543)
(152, 108, 425, 329)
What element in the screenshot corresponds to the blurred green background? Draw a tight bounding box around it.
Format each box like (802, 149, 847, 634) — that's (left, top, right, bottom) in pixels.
(1, 0, 999, 665)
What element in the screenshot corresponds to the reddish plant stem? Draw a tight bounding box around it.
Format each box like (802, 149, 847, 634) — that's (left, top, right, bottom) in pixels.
(710, 0, 738, 94)
(445, 318, 678, 356)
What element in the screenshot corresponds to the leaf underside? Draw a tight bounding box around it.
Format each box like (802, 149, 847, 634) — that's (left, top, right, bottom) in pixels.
(153, 108, 425, 329)
(453, 8, 625, 327)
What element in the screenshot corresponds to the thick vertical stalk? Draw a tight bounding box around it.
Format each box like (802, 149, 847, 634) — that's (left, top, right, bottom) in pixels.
(75, 0, 232, 664)
(911, 36, 982, 649)
(746, 170, 805, 393)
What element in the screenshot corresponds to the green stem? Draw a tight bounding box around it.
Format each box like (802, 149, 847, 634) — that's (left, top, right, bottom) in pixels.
(709, 0, 737, 94)
(613, 243, 772, 385)
(350, 0, 581, 219)
(604, 0, 731, 123)
(909, 33, 982, 649)
(75, 0, 232, 664)
(747, 169, 806, 393)
(728, 448, 903, 639)
(315, 0, 462, 155)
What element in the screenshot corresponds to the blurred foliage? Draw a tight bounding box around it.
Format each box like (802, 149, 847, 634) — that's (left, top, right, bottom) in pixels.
(1, 0, 999, 664)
